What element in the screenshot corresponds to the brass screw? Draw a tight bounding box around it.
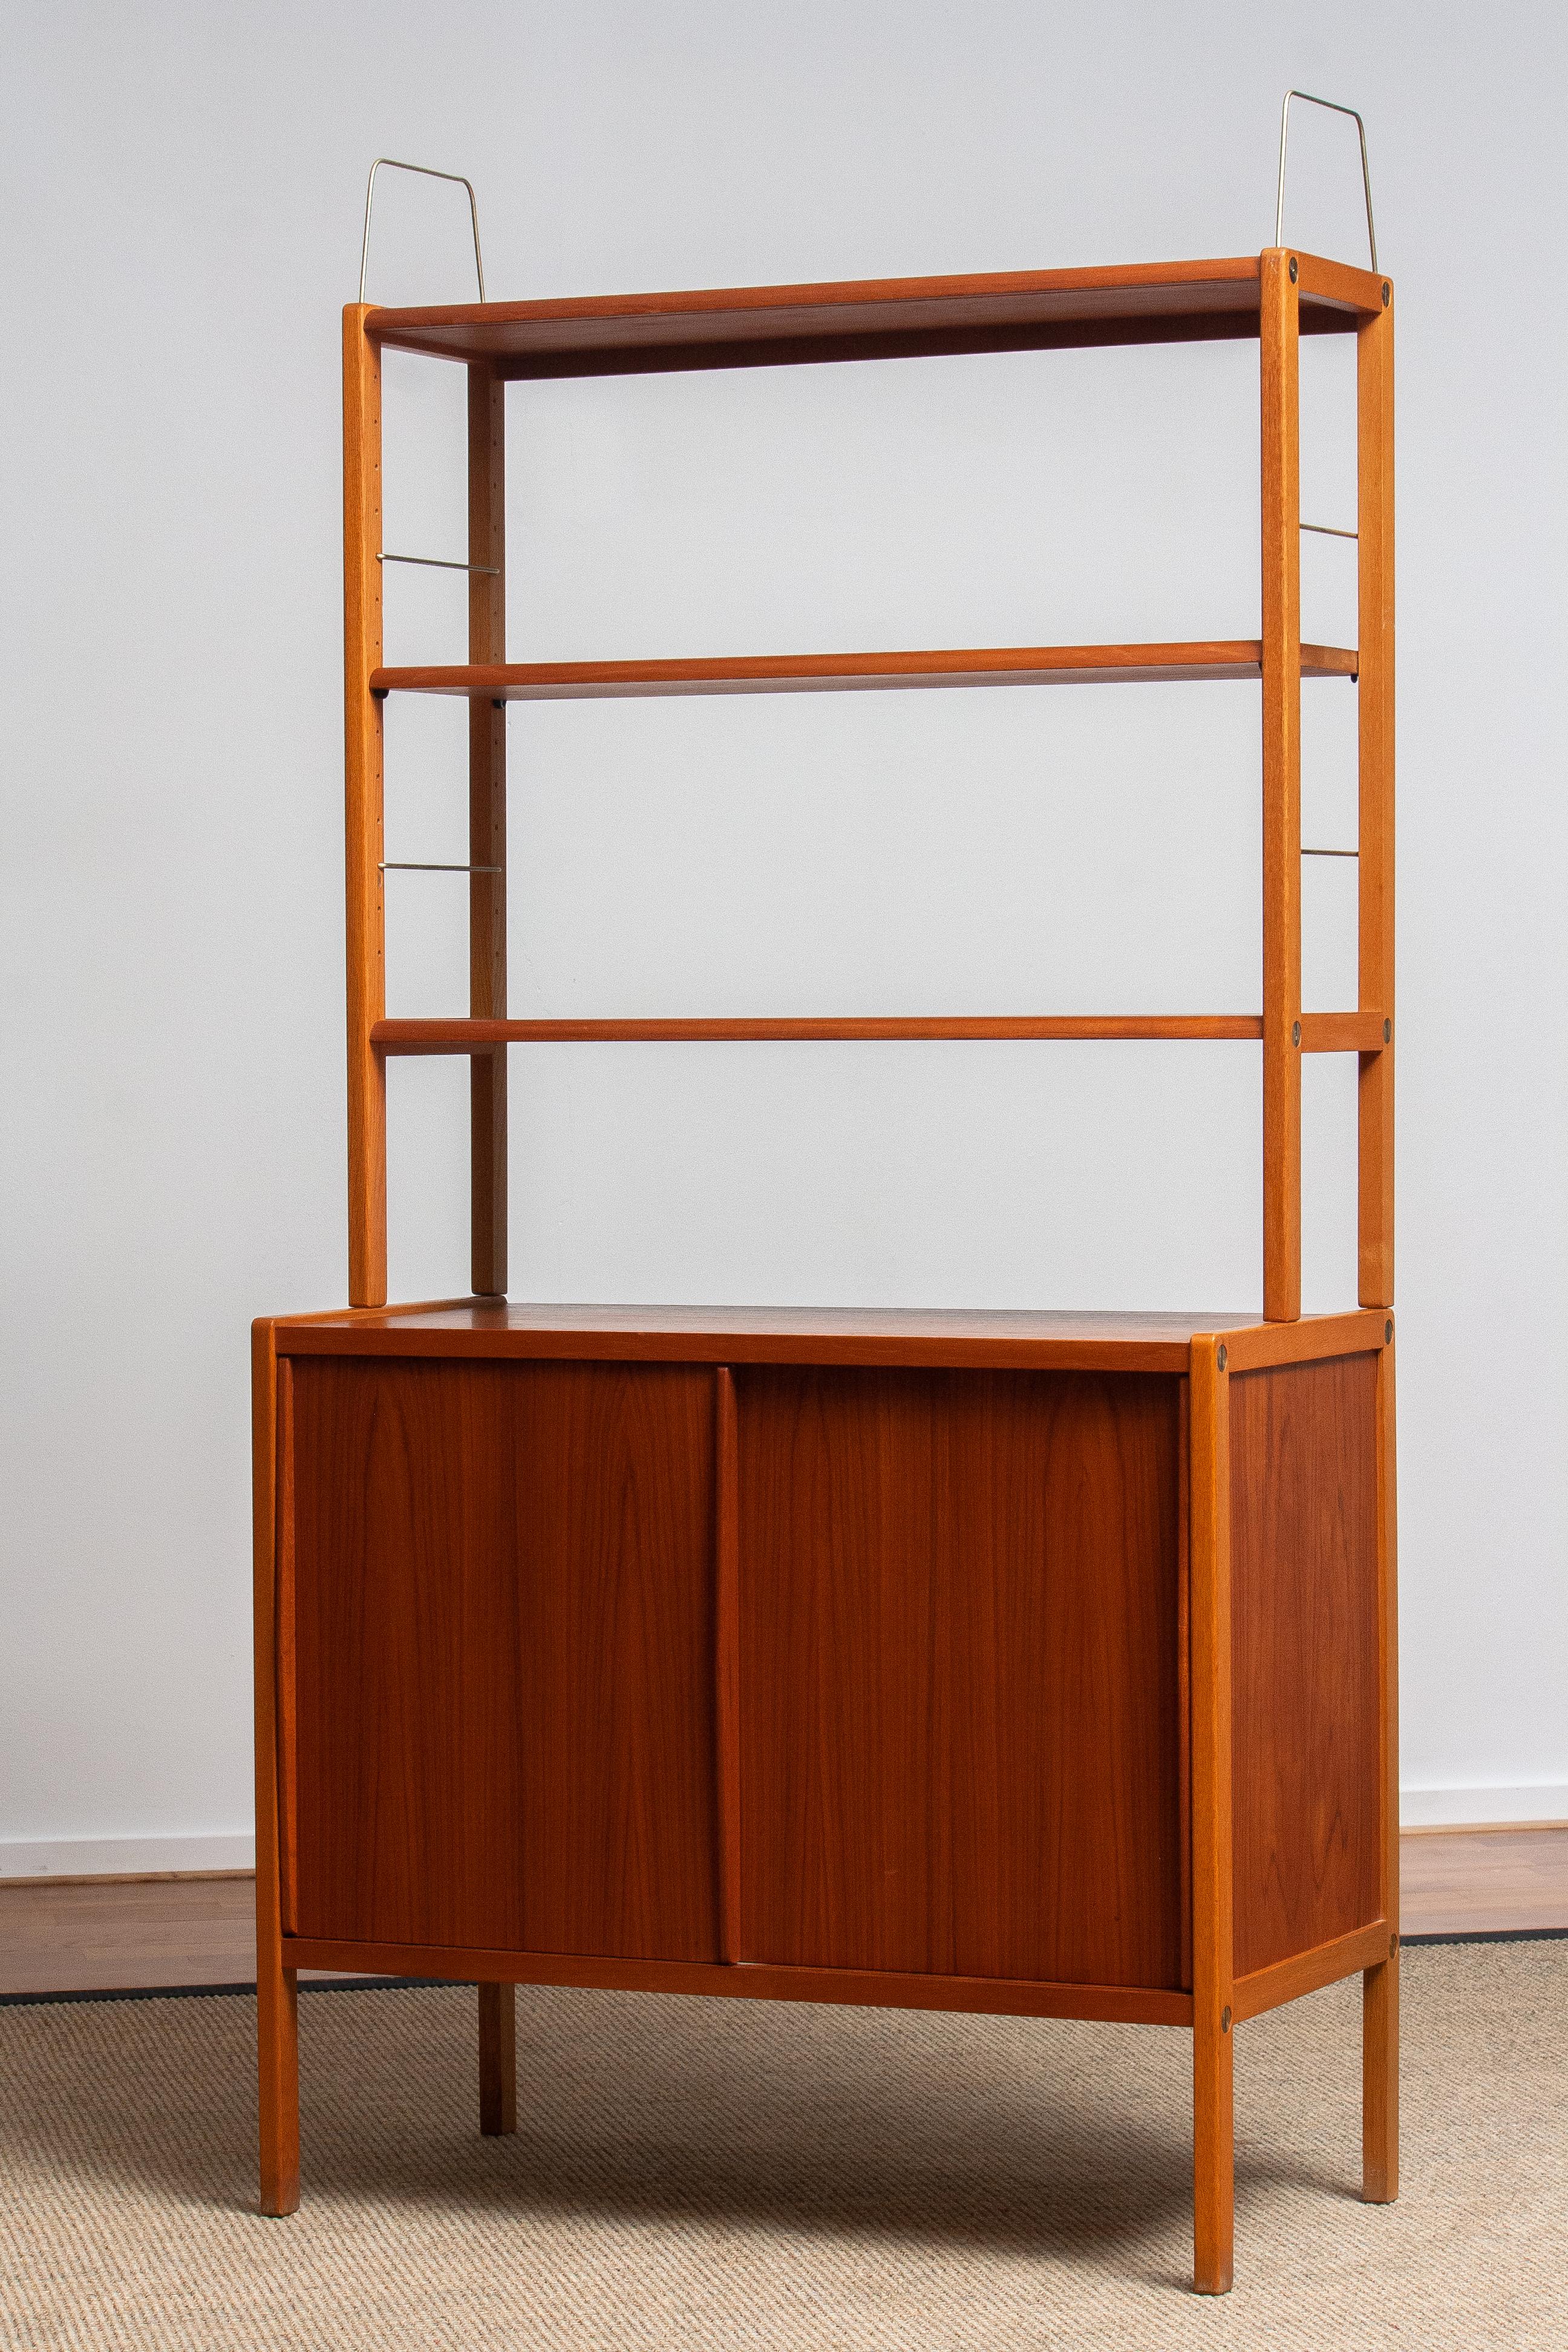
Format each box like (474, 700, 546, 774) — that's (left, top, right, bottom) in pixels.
(1289, 256, 1298, 283)
(1384, 1018, 1392, 1042)
(1385, 1319, 1393, 1344)
(1217, 1345, 1227, 1372)
(1292, 1020, 1302, 1047)
(1390, 1932, 1398, 1955)
(1382, 283, 1391, 306)
(1221, 2006, 1233, 2033)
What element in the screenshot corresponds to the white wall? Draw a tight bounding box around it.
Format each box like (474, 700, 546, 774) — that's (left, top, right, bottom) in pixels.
(2, 0, 1564, 1872)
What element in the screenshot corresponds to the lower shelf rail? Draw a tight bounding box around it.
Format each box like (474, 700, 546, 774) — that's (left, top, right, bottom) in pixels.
(371, 1011, 1388, 1051)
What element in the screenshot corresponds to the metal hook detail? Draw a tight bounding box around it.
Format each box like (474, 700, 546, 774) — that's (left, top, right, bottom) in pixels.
(1275, 91, 1377, 272)
(359, 158, 486, 304)
(378, 552, 501, 575)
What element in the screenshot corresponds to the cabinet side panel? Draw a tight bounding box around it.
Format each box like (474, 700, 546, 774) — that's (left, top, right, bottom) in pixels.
(290, 1357, 719, 1960)
(1230, 1353, 1381, 1976)
(738, 1367, 1183, 1988)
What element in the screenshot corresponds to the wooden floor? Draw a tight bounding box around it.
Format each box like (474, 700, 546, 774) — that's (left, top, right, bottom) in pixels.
(1399, 1825, 1568, 1938)
(2, 1831, 1564, 2001)
(0, 1877, 373, 1999)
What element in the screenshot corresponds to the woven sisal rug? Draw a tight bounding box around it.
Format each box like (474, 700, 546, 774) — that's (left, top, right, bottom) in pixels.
(1, 1941, 1563, 2349)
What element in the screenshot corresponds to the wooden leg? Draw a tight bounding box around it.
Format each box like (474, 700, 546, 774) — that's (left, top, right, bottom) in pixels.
(479, 1981, 517, 2136)
(1362, 1949, 1399, 2201)
(1193, 2005, 1235, 2293)
(258, 1958, 300, 2216)
(253, 1321, 299, 2218)
(1189, 1340, 1235, 2293)
(1365, 1332, 1399, 2203)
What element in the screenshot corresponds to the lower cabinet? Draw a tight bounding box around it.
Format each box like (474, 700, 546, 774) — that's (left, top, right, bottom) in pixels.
(283, 1347, 1379, 2000)
(260, 1310, 1396, 2276)
(285, 1355, 1197, 1987)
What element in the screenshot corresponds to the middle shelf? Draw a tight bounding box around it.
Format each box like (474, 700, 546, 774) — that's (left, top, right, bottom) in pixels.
(371, 640, 1360, 702)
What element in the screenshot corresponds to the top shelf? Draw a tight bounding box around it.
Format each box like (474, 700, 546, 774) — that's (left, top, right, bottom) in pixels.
(365, 250, 1388, 379)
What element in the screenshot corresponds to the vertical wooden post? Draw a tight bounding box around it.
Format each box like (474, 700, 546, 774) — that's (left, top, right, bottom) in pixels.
(715, 1367, 743, 1962)
(344, 307, 387, 1307)
(1259, 250, 1302, 1324)
(1189, 1336, 1234, 2293)
(1357, 285, 1395, 1308)
(1357, 278, 1397, 2200)
(1363, 1324, 1400, 2200)
(478, 1982, 517, 2135)
(252, 1319, 300, 2215)
(273, 1361, 299, 1935)
(468, 364, 508, 1297)
(1177, 1377, 1193, 1994)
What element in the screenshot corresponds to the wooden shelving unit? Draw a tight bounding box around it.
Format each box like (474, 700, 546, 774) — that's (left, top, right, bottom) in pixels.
(254, 241, 1397, 2297)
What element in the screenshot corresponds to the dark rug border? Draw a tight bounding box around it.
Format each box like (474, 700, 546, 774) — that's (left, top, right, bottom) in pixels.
(4, 1933, 1566, 2010)
(1399, 1928, 1567, 1946)
(0, 1978, 436, 2008)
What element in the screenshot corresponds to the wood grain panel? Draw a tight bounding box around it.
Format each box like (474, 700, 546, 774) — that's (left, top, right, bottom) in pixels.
(481, 312, 1354, 382)
(371, 641, 1359, 699)
(364, 253, 1377, 375)
(714, 1368, 742, 1961)
(737, 1367, 1183, 1987)
(1230, 1354, 1380, 1975)
(280, 1303, 1388, 1375)
(289, 1357, 720, 1961)
(279, 1302, 1251, 1372)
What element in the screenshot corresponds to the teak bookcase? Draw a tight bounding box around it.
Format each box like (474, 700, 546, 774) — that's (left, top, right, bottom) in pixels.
(253, 246, 1396, 2296)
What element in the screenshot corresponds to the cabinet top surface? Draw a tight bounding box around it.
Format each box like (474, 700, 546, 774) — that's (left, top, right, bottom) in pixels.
(362, 251, 1387, 375)
(270, 1301, 1388, 1374)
